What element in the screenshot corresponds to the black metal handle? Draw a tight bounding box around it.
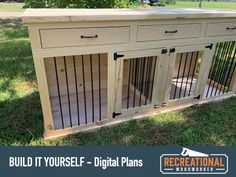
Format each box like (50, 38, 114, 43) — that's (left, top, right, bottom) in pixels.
(165, 30, 178, 34)
(226, 27, 236, 30)
(80, 35, 98, 39)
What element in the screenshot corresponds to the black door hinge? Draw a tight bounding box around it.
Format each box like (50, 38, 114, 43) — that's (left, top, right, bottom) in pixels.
(112, 112, 122, 118)
(161, 49, 168, 54)
(205, 43, 213, 50)
(169, 48, 176, 53)
(114, 53, 125, 60)
(194, 95, 201, 100)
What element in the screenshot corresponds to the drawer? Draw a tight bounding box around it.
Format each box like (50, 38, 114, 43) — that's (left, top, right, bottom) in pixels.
(40, 26, 130, 48)
(205, 22, 236, 37)
(137, 23, 202, 42)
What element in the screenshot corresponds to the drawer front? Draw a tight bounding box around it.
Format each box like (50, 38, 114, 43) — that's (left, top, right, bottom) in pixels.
(40, 27, 130, 48)
(205, 22, 236, 37)
(137, 23, 202, 42)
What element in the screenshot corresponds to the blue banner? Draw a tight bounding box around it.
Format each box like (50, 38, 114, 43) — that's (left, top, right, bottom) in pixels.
(0, 146, 235, 177)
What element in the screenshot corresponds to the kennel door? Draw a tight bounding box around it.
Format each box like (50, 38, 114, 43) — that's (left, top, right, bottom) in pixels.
(113, 48, 164, 117)
(164, 44, 215, 105)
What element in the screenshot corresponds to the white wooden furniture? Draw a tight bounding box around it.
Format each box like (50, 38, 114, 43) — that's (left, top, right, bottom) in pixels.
(23, 8, 236, 139)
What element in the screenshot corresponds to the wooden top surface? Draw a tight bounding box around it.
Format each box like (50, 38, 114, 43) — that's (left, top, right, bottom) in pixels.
(23, 8, 236, 23)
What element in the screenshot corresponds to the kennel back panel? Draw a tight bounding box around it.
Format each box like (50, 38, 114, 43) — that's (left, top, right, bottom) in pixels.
(203, 41, 236, 99)
(44, 53, 108, 129)
(170, 51, 202, 100)
(122, 56, 157, 109)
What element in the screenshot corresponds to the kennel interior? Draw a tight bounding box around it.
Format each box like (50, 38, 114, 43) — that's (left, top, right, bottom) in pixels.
(170, 51, 202, 100)
(122, 56, 157, 110)
(44, 53, 108, 129)
(203, 41, 236, 99)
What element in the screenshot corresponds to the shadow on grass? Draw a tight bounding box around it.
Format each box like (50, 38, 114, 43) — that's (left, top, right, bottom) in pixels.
(60, 97, 236, 146)
(0, 91, 44, 145)
(0, 18, 24, 30)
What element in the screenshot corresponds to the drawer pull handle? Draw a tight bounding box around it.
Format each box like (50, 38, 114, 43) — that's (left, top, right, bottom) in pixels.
(165, 30, 178, 34)
(80, 35, 98, 39)
(226, 27, 236, 30)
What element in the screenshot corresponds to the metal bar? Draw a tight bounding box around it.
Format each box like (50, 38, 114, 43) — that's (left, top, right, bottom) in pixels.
(183, 52, 193, 97)
(139, 57, 146, 106)
(150, 56, 157, 101)
(64, 56, 72, 127)
(223, 42, 236, 93)
(218, 41, 234, 94)
(179, 52, 188, 98)
(81, 55, 87, 124)
(173, 53, 183, 99)
(133, 58, 138, 108)
(98, 54, 102, 121)
(138, 58, 143, 91)
(210, 42, 228, 97)
(145, 57, 151, 105)
(90, 54, 95, 122)
(213, 42, 232, 96)
(127, 59, 132, 109)
(205, 43, 221, 98)
(226, 55, 236, 93)
(188, 51, 199, 96)
(54, 57, 64, 129)
(146, 57, 153, 103)
(73, 56, 80, 126)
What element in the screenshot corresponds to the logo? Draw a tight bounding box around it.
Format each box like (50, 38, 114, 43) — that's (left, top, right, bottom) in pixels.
(160, 147, 228, 174)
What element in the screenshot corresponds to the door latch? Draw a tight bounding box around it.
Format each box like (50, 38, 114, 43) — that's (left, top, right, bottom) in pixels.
(169, 48, 176, 53)
(161, 49, 168, 54)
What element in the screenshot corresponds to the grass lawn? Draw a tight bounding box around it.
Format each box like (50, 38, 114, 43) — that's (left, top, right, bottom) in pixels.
(167, 1, 236, 9)
(0, 20, 236, 145)
(0, 2, 24, 12)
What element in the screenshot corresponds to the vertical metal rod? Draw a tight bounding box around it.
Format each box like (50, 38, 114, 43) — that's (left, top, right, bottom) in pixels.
(64, 56, 72, 127)
(133, 58, 138, 108)
(144, 57, 151, 105)
(90, 54, 95, 122)
(179, 52, 188, 98)
(173, 53, 183, 99)
(226, 61, 236, 93)
(98, 54, 102, 120)
(213, 42, 232, 96)
(54, 57, 64, 129)
(127, 59, 132, 109)
(73, 56, 80, 126)
(130, 58, 135, 108)
(218, 42, 234, 95)
(139, 57, 146, 106)
(210, 42, 228, 97)
(145, 57, 153, 103)
(206, 43, 221, 98)
(188, 51, 199, 97)
(183, 52, 193, 97)
(81, 55, 87, 124)
(223, 42, 236, 94)
(150, 56, 157, 101)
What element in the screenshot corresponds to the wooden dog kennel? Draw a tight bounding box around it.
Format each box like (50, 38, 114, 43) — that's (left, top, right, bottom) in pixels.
(22, 9, 236, 139)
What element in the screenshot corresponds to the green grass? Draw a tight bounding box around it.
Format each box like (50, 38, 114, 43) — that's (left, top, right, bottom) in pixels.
(167, 1, 236, 9)
(0, 18, 236, 146)
(0, 2, 24, 12)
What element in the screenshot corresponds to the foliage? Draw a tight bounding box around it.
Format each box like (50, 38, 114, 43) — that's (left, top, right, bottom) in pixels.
(23, 0, 129, 8)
